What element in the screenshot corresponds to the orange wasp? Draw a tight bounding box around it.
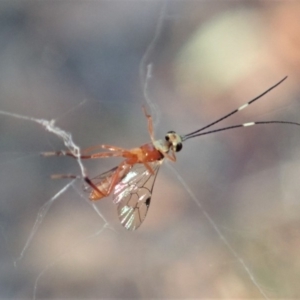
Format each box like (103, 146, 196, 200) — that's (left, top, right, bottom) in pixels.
(43, 77, 300, 230)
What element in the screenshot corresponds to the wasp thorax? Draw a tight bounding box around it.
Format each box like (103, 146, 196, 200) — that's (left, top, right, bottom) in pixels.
(165, 131, 183, 152)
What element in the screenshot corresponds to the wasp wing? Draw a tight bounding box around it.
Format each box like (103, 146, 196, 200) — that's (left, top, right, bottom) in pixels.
(113, 160, 163, 230)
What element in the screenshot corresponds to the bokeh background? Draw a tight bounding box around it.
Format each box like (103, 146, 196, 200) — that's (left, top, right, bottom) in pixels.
(1, 0, 300, 298)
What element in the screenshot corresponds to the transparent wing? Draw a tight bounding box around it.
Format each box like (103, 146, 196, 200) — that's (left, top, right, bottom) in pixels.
(113, 160, 163, 231)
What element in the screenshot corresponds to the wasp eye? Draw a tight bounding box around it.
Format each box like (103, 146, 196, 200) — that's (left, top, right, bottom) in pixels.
(175, 143, 182, 152)
(165, 135, 170, 141)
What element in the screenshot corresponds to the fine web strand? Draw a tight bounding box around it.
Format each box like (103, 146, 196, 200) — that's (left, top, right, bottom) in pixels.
(166, 163, 269, 299)
(32, 183, 114, 299)
(54, 98, 87, 124)
(32, 185, 117, 300)
(33, 223, 110, 300)
(0, 109, 110, 266)
(0, 153, 38, 167)
(0, 109, 86, 177)
(139, 0, 167, 128)
(14, 180, 75, 267)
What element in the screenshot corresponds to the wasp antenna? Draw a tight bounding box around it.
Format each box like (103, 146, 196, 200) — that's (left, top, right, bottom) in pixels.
(183, 120, 300, 140)
(183, 76, 288, 139)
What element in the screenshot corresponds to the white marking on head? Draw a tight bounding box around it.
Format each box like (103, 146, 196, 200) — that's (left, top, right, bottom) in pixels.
(165, 131, 183, 152)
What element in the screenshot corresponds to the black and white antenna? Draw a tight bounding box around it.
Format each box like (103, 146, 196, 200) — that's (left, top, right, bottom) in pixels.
(181, 77, 300, 141)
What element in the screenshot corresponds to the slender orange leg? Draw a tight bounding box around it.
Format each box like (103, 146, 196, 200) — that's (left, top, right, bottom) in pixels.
(50, 173, 106, 198)
(42, 150, 122, 159)
(91, 148, 133, 159)
(41, 146, 131, 160)
(42, 145, 98, 157)
(41, 151, 98, 159)
(142, 106, 176, 163)
(51, 174, 79, 179)
(142, 105, 155, 143)
(101, 144, 130, 152)
(54, 144, 128, 155)
(70, 144, 128, 154)
(80, 145, 105, 154)
(105, 161, 132, 195)
(91, 152, 123, 159)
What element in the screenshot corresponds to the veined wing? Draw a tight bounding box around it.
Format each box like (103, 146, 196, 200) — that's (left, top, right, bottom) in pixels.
(113, 160, 163, 230)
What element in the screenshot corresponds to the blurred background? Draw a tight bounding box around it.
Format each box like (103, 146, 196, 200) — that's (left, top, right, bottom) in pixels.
(1, 0, 300, 298)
